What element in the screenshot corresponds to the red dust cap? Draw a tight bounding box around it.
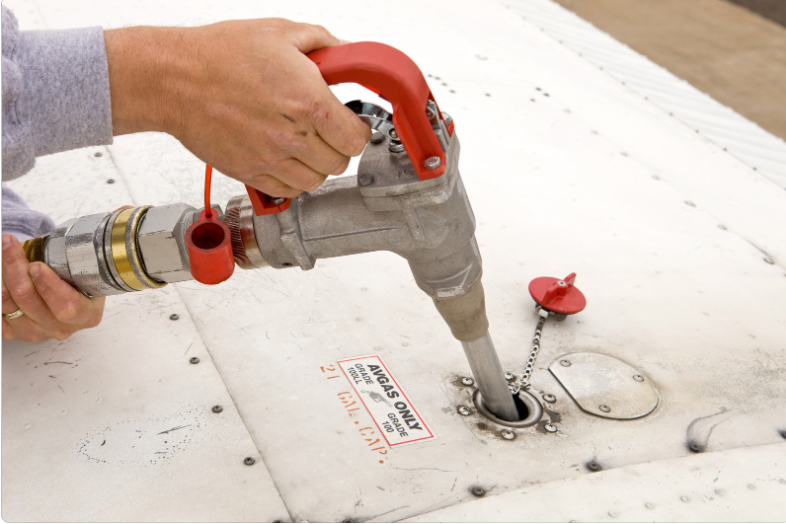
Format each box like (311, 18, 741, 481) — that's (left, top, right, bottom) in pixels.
(528, 272, 586, 315)
(186, 210, 235, 285)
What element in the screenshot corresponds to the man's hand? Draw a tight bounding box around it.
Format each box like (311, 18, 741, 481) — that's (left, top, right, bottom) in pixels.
(105, 19, 371, 198)
(2, 235, 105, 343)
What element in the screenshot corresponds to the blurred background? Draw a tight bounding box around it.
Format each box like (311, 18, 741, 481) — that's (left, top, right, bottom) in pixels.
(554, 0, 786, 140)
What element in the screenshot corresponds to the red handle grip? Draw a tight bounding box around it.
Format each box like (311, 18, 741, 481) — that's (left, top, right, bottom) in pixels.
(245, 41, 447, 216)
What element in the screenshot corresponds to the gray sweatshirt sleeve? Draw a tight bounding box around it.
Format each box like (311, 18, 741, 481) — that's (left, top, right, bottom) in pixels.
(2, 5, 113, 181)
(2, 6, 111, 239)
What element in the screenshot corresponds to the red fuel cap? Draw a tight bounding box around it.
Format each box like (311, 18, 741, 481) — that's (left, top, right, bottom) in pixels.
(186, 210, 235, 285)
(528, 272, 586, 315)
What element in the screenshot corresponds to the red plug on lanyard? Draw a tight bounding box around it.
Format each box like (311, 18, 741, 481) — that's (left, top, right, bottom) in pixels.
(186, 165, 235, 285)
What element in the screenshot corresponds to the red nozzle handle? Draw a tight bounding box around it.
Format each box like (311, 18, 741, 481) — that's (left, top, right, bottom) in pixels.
(245, 41, 446, 216)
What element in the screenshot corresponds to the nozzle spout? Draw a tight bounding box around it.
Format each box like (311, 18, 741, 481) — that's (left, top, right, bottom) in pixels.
(433, 278, 519, 421)
(461, 331, 519, 422)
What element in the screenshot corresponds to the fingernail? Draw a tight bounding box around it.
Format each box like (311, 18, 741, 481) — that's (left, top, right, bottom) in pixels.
(2, 234, 12, 250)
(29, 263, 40, 280)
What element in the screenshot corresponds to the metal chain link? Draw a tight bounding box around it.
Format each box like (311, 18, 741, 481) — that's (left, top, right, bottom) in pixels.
(510, 310, 548, 395)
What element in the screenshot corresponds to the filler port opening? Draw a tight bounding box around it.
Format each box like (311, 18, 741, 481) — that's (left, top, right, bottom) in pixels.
(473, 388, 543, 428)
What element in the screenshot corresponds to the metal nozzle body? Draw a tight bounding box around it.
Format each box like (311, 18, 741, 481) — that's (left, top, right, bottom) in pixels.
(24, 103, 513, 418)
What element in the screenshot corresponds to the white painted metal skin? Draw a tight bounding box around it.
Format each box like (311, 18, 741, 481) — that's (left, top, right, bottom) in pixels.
(505, 0, 786, 190)
(3, 0, 785, 522)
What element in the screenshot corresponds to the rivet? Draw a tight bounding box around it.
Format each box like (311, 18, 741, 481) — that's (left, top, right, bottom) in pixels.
(500, 429, 516, 440)
(689, 443, 701, 452)
(212, 405, 223, 413)
(106, 178, 115, 184)
(189, 357, 200, 365)
(244, 457, 255, 466)
(633, 374, 644, 382)
(424, 156, 442, 170)
(471, 486, 485, 497)
(461, 377, 474, 386)
(170, 314, 179, 321)
(94, 152, 103, 157)
(504, 372, 515, 381)
(370, 130, 385, 145)
(542, 394, 556, 403)
(560, 360, 571, 367)
(680, 496, 689, 502)
(599, 404, 611, 413)
(457, 406, 471, 416)
(545, 423, 558, 433)
(358, 173, 375, 187)
(587, 462, 602, 471)
(608, 512, 617, 518)
(645, 503, 654, 509)
(747, 484, 756, 490)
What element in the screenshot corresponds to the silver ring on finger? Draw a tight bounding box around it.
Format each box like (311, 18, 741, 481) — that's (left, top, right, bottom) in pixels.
(3, 309, 24, 320)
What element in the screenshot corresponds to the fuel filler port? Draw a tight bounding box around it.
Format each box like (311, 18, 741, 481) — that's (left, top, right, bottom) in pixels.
(473, 389, 544, 428)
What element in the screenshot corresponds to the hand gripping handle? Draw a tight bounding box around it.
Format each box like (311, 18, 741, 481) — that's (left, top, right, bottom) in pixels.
(245, 41, 449, 216)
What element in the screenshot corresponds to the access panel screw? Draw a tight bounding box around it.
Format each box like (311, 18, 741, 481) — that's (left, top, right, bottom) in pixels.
(189, 357, 200, 365)
(471, 486, 486, 497)
(633, 375, 644, 382)
(170, 314, 179, 321)
(545, 423, 558, 433)
(244, 457, 256, 466)
(542, 393, 556, 403)
(500, 429, 516, 440)
(212, 405, 223, 413)
(457, 406, 471, 416)
(599, 404, 611, 413)
(560, 360, 571, 367)
(461, 377, 475, 386)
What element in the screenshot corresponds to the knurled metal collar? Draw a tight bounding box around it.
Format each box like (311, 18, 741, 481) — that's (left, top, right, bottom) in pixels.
(225, 195, 268, 269)
(106, 206, 167, 291)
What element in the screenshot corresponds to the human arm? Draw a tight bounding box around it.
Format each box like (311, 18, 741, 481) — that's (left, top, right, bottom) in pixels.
(2, 6, 370, 195)
(105, 19, 371, 197)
